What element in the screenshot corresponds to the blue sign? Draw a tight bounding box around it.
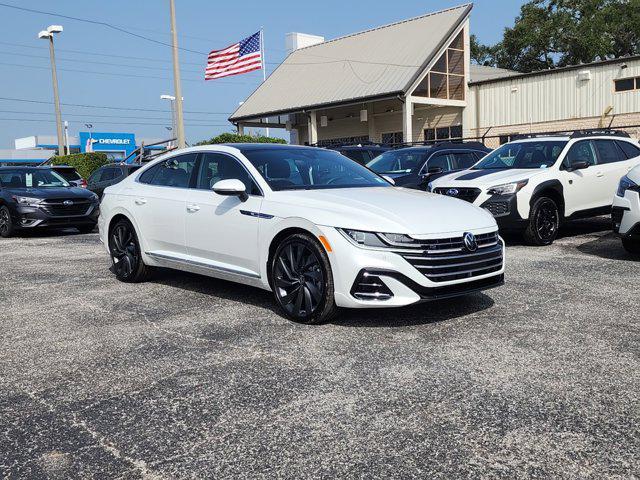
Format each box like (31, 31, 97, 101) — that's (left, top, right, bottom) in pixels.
(79, 132, 136, 159)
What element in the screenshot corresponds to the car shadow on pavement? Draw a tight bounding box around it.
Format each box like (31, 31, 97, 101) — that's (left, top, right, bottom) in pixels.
(501, 216, 612, 246)
(149, 269, 497, 327)
(330, 293, 495, 328)
(575, 232, 640, 261)
(8, 227, 95, 239)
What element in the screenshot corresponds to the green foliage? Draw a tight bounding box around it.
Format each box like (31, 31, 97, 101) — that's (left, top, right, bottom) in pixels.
(194, 132, 287, 146)
(472, 0, 640, 73)
(50, 152, 110, 179)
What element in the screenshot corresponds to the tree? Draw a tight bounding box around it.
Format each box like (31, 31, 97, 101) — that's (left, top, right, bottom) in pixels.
(194, 132, 286, 146)
(472, 0, 640, 73)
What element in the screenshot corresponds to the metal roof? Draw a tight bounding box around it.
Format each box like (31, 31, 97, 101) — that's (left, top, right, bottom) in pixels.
(229, 4, 473, 122)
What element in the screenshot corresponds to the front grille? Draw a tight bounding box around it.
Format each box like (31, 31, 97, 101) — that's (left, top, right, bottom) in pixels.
(40, 199, 92, 216)
(397, 232, 503, 283)
(433, 187, 481, 203)
(484, 201, 510, 217)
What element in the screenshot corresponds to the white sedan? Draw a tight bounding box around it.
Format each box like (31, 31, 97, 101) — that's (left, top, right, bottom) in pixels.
(98, 144, 505, 324)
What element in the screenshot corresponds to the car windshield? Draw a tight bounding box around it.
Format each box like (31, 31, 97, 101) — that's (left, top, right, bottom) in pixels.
(473, 141, 568, 170)
(241, 148, 391, 191)
(366, 150, 427, 174)
(0, 169, 71, 188)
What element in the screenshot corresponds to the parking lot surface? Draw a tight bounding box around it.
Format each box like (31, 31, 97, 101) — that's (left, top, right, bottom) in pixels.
(1, 218, 638, 479)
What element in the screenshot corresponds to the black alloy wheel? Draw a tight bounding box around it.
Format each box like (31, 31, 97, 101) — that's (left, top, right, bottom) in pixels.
(524, 196, 560, 246)
(0, 206, 14, 238)
(108, 219, 150, 282)
(271, 233, 337, 324)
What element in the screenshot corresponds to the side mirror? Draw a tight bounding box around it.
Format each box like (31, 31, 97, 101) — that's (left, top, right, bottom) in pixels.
(382, 175, 396, 185)
(427, 166, 443, 175)
(212, 179, 248, 201)
(567, 160, 590, 172)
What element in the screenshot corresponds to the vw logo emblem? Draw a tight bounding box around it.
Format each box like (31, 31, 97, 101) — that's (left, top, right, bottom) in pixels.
(446, 188, 459, 197)
(63, 200, 74, 206)
(463, 232, 478, 252)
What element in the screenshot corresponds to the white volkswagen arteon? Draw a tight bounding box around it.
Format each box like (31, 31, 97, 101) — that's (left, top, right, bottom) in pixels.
(98, 144, 505, 324)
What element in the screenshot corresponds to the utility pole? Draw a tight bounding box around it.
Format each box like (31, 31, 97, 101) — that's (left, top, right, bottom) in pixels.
(38, 25, 64, 155)
(169, 0, 186, 148)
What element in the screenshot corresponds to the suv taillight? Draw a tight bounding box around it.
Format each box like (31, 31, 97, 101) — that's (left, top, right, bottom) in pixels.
(80, 179, 87, 188)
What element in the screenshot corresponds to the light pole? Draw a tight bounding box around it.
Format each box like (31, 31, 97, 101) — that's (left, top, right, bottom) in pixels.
(168, 0, 185, 148)
(160, 94, 176, 140)
(84, 123, 94, 152)
(38, 25, 64, 155)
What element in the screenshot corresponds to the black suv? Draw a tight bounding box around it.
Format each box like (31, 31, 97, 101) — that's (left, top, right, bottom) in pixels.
(87, 163, 142, 198)
(366, 142, 491, 189)
(0, 167, 100, 238)
(330, 145, 390, 165)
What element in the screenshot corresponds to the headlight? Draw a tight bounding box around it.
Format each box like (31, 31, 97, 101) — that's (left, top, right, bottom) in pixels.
(12, 196, 41, 207)
(487, 180, 528, 196)
(617, 175, 638, 197)
(339, 229, 415, 248)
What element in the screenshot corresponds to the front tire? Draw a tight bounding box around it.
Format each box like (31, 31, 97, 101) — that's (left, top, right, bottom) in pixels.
(0, 206, 14, 238)
(271, 233, 338, 324)
(622, 237, 640, 255)
(524, 197, 560, 246)
(108, 218, 151, 282)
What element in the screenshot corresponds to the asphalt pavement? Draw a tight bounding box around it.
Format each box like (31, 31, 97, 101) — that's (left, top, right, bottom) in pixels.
(1, 218, 638, 479)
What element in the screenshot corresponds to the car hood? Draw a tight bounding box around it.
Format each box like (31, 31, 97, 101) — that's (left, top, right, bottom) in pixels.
(433, 168, 547, 187)
(266, 187, 497, 235)
(4, 187, 95, 200)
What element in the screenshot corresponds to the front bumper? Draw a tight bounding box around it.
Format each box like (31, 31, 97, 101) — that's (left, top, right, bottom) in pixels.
(318, 226, 506, 309)
(479, 194, 528, 231)
(13, 203, 99, 229)
(612, 190, 640, 238)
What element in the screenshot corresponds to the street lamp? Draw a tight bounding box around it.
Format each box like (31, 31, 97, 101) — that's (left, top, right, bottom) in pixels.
(160, 94, 176, 140)
(38, 25, 64, 155)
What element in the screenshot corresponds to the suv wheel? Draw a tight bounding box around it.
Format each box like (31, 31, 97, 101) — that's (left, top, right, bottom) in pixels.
(108, 218, 151, 282)
(0, 206, 14, 238)
(524, 196, 560, 246)
(271, 233, 338, 324)
(622, 238, 640, 255)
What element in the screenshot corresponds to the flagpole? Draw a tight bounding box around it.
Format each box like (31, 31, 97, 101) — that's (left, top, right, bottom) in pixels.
(260, 27, 269, 137)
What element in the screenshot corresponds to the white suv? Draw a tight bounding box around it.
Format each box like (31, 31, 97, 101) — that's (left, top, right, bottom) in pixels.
(429, 131, 640, 245)
(98, 144, 505, 324)
(612, 164, 640, 254)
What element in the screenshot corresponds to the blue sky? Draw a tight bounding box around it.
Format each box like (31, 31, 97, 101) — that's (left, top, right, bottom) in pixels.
(0, 0, 525, 149)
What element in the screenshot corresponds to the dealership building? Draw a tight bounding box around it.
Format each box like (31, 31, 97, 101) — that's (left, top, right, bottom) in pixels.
(230, 3, 640, 147)
(1, 132, 167, 166)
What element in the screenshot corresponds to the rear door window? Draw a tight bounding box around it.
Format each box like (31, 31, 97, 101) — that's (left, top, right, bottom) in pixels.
(594, 140, 623, 164)
(99, 168, 117, 182)
(616, 140, 640, 159)
(451, 152, 477, 170)
(427, 153, 452, 171)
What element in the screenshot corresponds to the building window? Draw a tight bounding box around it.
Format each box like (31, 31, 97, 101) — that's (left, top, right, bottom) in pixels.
(413, 31, 466, 101)
(614, 77, 640, 92)
(424, 125, 463, 144)
(381, 132, 403, 145)
(316, 135, 369, 147)
(499, 134, 519, 145)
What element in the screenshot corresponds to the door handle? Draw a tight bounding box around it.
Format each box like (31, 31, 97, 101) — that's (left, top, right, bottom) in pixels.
(596, 172, 604, 178)
(186, 204, 200, 213)
(134, 198, 147, 205)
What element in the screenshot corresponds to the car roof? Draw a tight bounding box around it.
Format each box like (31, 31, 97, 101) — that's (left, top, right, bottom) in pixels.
(392, 142, 489, 152)
(0, 166, 53, 170)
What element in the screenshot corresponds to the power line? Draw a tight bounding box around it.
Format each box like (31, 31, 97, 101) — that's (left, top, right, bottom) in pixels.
(0, 117, 230, 127)
(0, 1, 205, 55)
(0, 109, 228, 123)
(0, 96, 232, 115)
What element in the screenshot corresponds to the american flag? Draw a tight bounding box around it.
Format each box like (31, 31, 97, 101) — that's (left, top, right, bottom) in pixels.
(205, 31, 262, 80)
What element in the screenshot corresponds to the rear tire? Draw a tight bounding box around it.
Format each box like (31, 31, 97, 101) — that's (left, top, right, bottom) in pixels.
(270, 233, 338, 324)
(523, 196, 560, 246)
(108, 218, 151, 282)
(0, 206, 14, 238)
(622, 237, 640, 255)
